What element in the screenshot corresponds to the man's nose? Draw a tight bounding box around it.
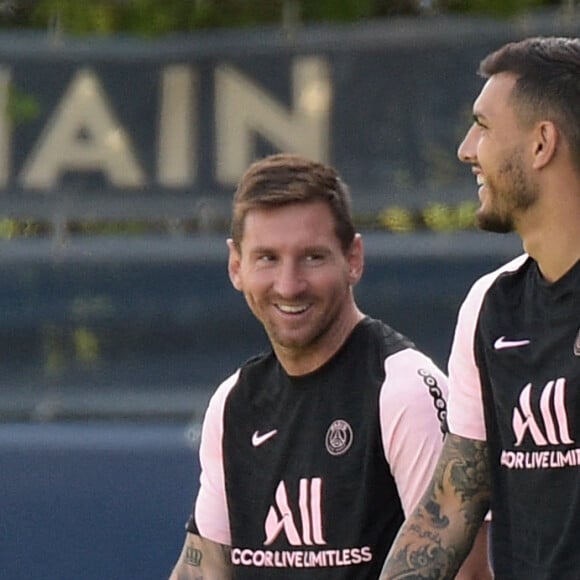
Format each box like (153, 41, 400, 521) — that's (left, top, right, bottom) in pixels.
(457, 125, 477, 164)
(273, 261, 306, 297)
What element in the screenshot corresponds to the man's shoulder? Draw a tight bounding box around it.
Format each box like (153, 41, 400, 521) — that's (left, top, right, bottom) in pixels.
(357, 316, 415, 357)
(471, 252, 529, 296)
(230, 350, 279, 393)
(210, 351, 274, 396)
(237, 349, 278, 377)
(457, 253, 529, 318)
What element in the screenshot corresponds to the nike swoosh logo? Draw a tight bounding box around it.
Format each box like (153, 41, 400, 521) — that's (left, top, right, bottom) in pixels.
(251, 429, 278, 447)
(494, 336, 531, 350)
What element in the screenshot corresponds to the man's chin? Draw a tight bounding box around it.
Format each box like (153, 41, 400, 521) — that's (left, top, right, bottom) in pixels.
(269, 332, 311, 352)
(476, 210, 514, 234)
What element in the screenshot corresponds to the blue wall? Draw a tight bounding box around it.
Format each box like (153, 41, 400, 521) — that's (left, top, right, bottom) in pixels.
(0, 422, 199, 580)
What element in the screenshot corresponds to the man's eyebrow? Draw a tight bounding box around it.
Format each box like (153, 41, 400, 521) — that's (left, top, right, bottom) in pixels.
(303, 245, 330, 253)
(249, 245, 274, 254)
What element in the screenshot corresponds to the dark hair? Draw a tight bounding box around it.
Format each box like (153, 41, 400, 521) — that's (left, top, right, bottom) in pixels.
(479, 36, 580, 172)
(230, 153, 355, 252)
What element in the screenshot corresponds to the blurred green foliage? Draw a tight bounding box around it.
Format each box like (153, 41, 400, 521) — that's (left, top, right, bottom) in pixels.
(0, 0, 566, 36)
(0, 200, 482, 236)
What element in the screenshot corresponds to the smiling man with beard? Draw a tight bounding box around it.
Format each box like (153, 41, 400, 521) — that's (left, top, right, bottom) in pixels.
(380, 36, 580, 580)
(168, 153, 490, 579)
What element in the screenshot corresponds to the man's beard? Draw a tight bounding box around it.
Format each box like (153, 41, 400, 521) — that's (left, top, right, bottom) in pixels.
(476, 153, 538, 234)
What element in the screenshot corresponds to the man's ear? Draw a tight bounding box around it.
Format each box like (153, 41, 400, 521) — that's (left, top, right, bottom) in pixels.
(347, 233, 364, 285)
(532, 121, 558, 170)
(227, 238, 243, 291)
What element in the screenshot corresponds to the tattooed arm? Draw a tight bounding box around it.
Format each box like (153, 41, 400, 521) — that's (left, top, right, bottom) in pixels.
(380, 433, 491, 579)
(169, 532, 232, 580)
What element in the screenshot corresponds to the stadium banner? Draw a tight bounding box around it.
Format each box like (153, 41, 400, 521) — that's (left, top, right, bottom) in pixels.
(0, 14, 577, 221)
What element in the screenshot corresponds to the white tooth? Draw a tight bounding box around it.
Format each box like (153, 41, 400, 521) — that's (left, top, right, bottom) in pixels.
(476, 175, 485, 186)
(278, 304, 307, 313)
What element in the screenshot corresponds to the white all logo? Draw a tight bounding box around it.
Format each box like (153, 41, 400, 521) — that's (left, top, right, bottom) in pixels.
(264, 479, 326, 546)
(512, 378, 574, 446)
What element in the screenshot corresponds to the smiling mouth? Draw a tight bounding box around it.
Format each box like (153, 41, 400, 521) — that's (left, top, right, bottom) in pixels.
(475, 173, 488, 199)
(276, 303, 309, 314)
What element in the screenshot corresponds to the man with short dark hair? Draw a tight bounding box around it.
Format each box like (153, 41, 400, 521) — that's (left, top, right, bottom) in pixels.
(380, 36, 580, 579)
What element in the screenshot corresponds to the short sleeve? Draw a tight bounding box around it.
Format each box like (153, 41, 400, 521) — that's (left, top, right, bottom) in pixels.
(446, 280, 488, 441)
(447, 254, 527, 441)
(192, 370, 239, 545)
(379, 348, 448, 516)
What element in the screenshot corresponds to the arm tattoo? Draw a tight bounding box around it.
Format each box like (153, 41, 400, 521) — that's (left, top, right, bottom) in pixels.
(184, 538, 232, 578)
(185, 546, 202, 567)
(380, 434, 491, 579)
(184, 544, 204, 580)
(433, 433, 490, 529)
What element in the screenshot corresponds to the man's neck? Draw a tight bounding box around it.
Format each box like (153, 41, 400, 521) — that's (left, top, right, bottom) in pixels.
(520, 204, 580, 283)
(276, 308, 365, 377)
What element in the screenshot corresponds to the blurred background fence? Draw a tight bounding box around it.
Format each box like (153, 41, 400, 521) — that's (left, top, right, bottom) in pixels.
(0, 4, 578, 579)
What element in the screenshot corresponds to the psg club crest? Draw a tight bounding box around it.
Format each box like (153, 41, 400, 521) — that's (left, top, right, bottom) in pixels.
(325, 419, 353, 456)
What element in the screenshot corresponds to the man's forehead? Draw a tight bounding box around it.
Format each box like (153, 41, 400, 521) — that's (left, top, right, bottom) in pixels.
(473, 72, 517, 115)
(239, 204, 338, 250)
(243, 202, 333, 229)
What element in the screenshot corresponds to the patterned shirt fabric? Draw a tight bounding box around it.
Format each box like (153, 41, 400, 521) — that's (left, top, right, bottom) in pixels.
(188, 316, 449, 578)
(447, 255, 580, 579)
